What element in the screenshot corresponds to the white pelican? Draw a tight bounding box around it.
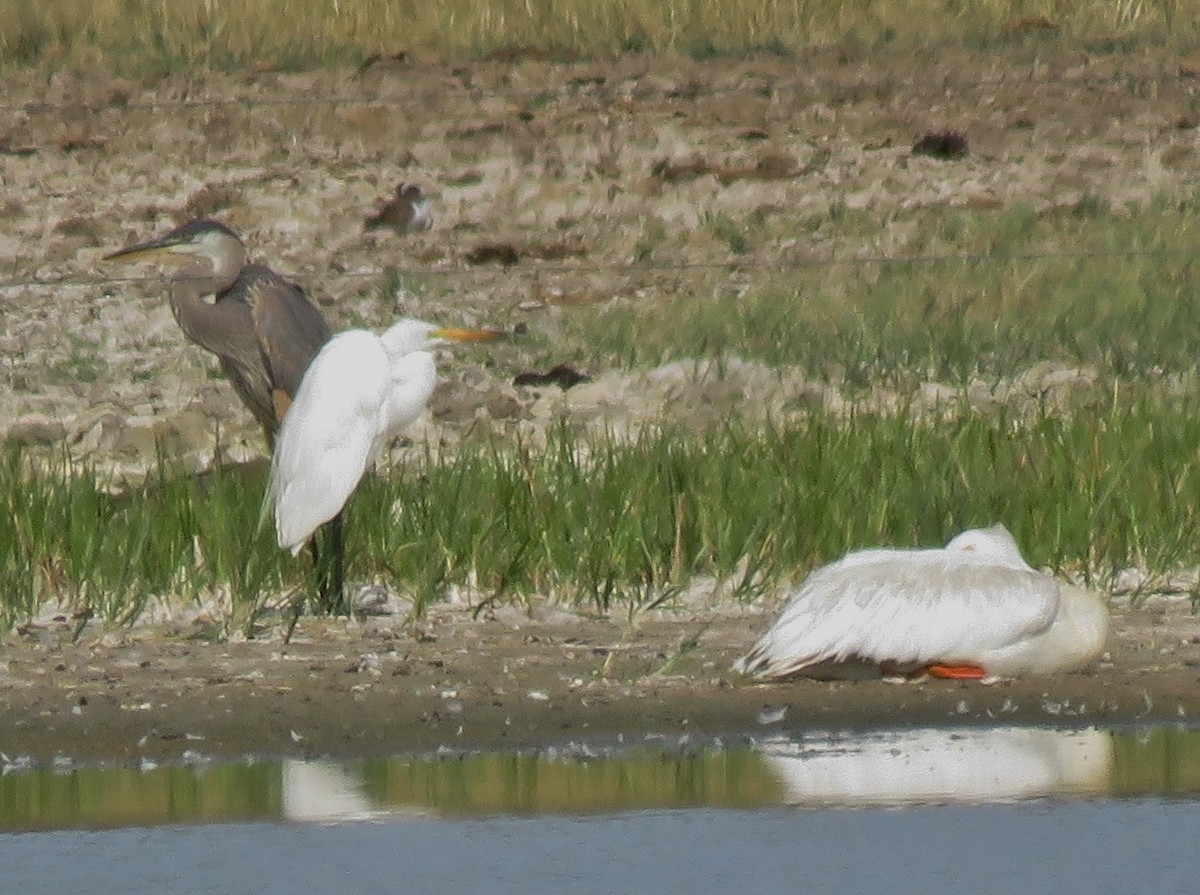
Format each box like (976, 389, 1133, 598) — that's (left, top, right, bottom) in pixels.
(734, 524, 1109, 681)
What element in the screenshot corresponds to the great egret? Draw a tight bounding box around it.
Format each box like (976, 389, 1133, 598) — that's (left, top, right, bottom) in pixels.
(104, 218, 349, 607)
(365, 182, 433, 235)
(734, 524, 1109, 681)
(269, 318, 502, 567)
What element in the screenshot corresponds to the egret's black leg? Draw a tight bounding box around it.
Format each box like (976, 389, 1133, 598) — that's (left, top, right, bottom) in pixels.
(329, 511, 346, 614)
(313, 511, 346, 615)
(281, 538, 321, 644)
(283, 591, 305, 644)
(304, 534, 320, 611)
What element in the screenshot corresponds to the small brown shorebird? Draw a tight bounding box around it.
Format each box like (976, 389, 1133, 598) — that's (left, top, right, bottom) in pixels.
(364, 181, 433, 235)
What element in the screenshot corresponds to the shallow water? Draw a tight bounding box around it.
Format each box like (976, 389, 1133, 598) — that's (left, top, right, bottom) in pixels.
(3, 724, 1199, 828)
(4, 725, 1200, 894)
(3, 801, 1198, 895)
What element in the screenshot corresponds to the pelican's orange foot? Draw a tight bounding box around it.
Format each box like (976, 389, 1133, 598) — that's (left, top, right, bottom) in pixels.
(926, 663, 988, 680)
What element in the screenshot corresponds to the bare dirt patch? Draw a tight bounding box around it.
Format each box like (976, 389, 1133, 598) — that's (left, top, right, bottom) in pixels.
(3, 47, 1200, 474)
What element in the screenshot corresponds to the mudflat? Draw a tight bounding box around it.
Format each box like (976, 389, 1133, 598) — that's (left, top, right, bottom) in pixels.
(2, 590, 1196, 766)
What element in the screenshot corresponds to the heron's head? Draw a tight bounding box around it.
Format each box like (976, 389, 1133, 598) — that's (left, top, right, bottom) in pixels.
(945, 524, 1032, 569)
(104, 218, 246, 276)
(379, 318, 504, 358)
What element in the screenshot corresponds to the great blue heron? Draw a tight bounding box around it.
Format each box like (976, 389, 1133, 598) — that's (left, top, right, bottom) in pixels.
(364, 182, 433, 235)
(733, 524, 1109, 681)
(269, 318, 503, 555)
(104, 218, 348, 611)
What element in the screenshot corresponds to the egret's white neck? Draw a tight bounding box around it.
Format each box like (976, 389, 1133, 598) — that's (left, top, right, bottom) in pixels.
(379, 319, 438, 360)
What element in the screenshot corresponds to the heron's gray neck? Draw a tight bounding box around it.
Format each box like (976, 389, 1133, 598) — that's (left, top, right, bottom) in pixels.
(167, 246, 247, 350)
(208, 237, 247, 289)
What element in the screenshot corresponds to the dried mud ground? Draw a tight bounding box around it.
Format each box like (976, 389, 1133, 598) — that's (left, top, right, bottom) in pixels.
(4, 45, 1200, 765)
(6, 45, 1200, 468)
(2, 590, 1199, 766)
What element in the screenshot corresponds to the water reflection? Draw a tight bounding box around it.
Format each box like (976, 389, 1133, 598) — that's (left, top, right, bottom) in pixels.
(0, 762, 280, 830)
(281, 760, 385, 823)
(354, 745, 774, 815)
(759, 727, 1112, 806)
(3, 726, 1200, 831)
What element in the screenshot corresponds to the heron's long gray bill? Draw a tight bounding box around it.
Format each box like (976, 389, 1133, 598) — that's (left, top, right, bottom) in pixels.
(103, 234, 187, 262)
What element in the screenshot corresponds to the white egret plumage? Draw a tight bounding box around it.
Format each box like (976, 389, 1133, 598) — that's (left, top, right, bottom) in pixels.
(268, 318, 502, 558)
(734, 524, 1109, 681)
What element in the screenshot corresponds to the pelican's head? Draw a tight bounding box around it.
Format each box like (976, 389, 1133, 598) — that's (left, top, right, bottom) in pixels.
(378, 317, 505, 359)
(104, 218, 247, 279)
(945, 524, 1033, 570)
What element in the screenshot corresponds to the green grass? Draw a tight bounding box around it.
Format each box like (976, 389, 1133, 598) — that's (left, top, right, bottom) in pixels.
(1, 0, 1197, 663)
(5, 391, 1200, 630)
(45, 338, 106, 387)
(0, 449, 285, 631)
(1, 0, 1195, 74)
(537, 200, 1200, 384)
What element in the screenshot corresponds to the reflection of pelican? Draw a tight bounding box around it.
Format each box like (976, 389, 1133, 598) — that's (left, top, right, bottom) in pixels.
(735, 525, 1109, 681)
(760, 727, 1113, 806)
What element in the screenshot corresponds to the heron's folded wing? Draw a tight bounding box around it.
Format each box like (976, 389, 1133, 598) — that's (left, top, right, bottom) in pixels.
(239, 265, 333, 406)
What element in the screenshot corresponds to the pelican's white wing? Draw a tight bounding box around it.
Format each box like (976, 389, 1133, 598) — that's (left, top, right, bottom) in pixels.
(270, 331, 388, 554)
(736, 546, 1060, 679)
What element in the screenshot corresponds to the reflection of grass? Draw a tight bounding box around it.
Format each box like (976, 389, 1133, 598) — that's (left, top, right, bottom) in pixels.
(360, 746, 778, 813)
(1110, 727, 1200, 797)
(0, 762, 281, 831)
(1, 1, 1194, 73)
(0, 748, 775, 829)
(7, 726, 1200, 829)
(4, 390, 1200, 627)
